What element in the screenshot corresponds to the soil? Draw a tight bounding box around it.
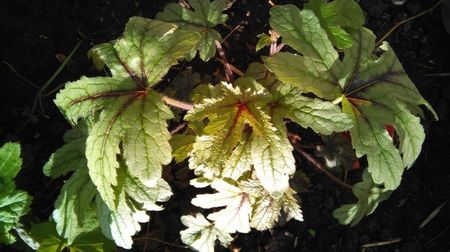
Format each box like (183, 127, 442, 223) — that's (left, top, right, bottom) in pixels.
(1, 0, 450, 251)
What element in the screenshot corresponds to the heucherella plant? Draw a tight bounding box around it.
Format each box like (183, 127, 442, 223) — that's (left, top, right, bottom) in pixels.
(27, 0, 436, 251)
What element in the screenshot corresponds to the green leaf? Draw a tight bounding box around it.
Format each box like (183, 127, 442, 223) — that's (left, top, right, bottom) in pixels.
(96, 163, 171, 249)
(269, 5, 338, 68)
(170, 134, 196, 163)
(156, 0, 228, 61)
(337, 29, 436, 189)
(0, 142, 22, 180)
(30, 222, 114, 252)
(332, 171, 391, 226)
(246, 62, 352, 135)
(256, 33, 272, 52)
(52, 168, 98, 244)
(0, 182, 32, 244)
(55, 17, 200, 209)
(267, 6, 436, 189)
(0, 143, 31, 245)
(272, 83, 353, 135)
(304, 0, 365, 49)
(180, 213, 233, 252)
(265, 52, 340, 100)
(43, 123, 89, 178)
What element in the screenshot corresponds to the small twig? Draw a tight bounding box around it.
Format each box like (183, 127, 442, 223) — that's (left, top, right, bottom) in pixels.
(268, 0, 276, 6)
(221, 23, 243, 43)
(2, 61, 40, 89)
(375, 0, 443, 47)
(215, 40, 235, 83)
(425, 72, 450, 77)
(162, 95, 193, 111)
(135, 236, 188, 249)
(216, 58, 244, 77)
(170, 122, 187, 135)
(361, 238, 402, 250)
(17, 39, 83, 133)
(292, 143, 353, 190)
(424, 225, 450, 245)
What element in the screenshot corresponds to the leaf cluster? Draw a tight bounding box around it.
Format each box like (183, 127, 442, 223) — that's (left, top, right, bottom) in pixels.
(3, 0, 436, 251)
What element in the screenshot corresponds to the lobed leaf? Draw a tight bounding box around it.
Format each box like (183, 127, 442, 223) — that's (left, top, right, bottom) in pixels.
(180, 213, 233, 252)
(156, 0, 228, 61)
(332, 171, 391, 226)
(55, 17, 200, 209)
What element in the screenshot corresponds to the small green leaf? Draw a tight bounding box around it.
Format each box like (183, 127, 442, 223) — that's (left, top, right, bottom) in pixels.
(43, 123, 89, 178)
(256, 33, 272, 52)
(0, 142, 22, 180)
(156, 0, 228, 61)
(170, 134, 196, 163)
(30, 222, 114, 252)
(305, 0, 365, 49)
(180, 213, 233, 252)
(333, 171, 391, 226)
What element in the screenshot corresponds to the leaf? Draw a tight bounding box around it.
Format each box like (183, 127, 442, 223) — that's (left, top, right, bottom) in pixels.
(271, 83, 353, 135)
(304, 0, 365, 49)
(180, 213, 233, 252)
(0, 181, 32, 244)
(43, 122, 89, 178)
(0, 143, 31, 245)
(96, 164, 171, 249)
(30, 222, 114, 252)
(269, 5, 338, 68)
(170, 134, 196, 163)
(256, 33, 272, 52)
(332, 170, 391, 226)
(0, 142, 22, 180)
(241, 179, 303, 231)
(267, 6, 436, 189)
(192, 179, 252, 233)
(156, 0, 228, 61)
(185, 80, 296, 198)
(55, 17, 201, 209)
(52, 168, 98, 244)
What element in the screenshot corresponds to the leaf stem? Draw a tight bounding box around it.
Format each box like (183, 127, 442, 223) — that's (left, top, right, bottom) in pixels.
(215, 40, 235, 83)
(291, 142, 353, 190)
(162, 95, 193, 111)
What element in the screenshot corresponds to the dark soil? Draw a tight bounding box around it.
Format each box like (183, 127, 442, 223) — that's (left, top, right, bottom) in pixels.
(1, 0, 449, 251)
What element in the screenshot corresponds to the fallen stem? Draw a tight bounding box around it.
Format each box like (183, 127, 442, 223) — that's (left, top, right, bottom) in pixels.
(375, 0, 443, 47)
(17, 39, 83, 133)
(2, 61, 40, 89)
(361, 238, 402, 249)
(292, 143, 353, 190)
(162, 95, 193, 111)
(221, 23, 242, 43)
(134, 236, 188, 249)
